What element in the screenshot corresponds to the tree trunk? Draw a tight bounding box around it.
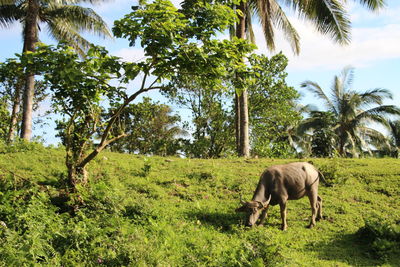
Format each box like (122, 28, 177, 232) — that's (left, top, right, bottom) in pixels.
(20, 0, 39, 141)
(67, 164, 88, 190)
(236, 0, 250, 157)
(7, 83, 21, 143)
(235, 92, 241, 154)
(239, 89, 250, 157)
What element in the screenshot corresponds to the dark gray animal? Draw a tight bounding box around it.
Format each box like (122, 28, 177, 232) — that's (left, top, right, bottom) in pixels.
(236, 162, 323, 230)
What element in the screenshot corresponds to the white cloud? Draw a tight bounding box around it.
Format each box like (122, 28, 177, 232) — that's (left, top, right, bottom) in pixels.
(252, 15, 400, 72)
(112, 47, 145, 62)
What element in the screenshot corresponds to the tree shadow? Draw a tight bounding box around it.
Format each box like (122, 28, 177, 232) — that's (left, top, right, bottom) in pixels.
(309, 233, 384, 266)
(185, 209, 244, 233)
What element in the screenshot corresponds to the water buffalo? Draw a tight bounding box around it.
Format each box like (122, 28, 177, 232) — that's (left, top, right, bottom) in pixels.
(236, 162, 323, 230)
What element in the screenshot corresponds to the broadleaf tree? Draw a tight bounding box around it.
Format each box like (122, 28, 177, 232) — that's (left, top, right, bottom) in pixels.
(233, 0, 386, 158)
(0, 59, 48, 142)
(106, 97, 185, 156)
(15, 0, 255, 193)
(166, 77, 236, 158)
(0, 0, 112, 141)
(247, 53, 301, 158)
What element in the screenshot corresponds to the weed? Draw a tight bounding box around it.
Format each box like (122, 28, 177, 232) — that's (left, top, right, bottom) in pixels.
(357, 218, 400, 262)
(0, 150, 399, 265)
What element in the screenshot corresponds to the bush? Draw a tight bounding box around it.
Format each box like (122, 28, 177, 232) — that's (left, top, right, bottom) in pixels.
(0, 138, 46, 154)
(316, 160, 347, 185)
(357, 218, 400, 261)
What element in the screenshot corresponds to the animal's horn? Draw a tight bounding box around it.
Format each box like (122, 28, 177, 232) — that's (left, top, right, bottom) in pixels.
(262, 194, 272, 207)
(239, 194, 246, 205)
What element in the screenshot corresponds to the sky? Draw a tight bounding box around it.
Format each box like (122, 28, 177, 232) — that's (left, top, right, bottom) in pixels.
(1, 0, 400, 143)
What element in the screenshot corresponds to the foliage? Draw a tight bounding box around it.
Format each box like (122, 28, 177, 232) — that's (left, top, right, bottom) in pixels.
(166, 53, 301, 158)
(1, 149, 400, 265)
(357, 218, 400, 261)
(0, 58, 50, 141)
(7, 0, 255, 188)
(386, 120, 400, 158)
(1, 0, 113, 141)
(240, 0, 385, 53)
(299, 111, 338, 157)
(232, 0, 384, 157)
(0, 97, 8, 140)
(107, 97, 184, 156)
(0, 0, 112, 56)
(0, 138, 46, 154)
(247, 53, 301, 158)
(19, 43, 128, 187)
(166, 78, 236, 158)
(314, 159, 346, 186)
(300, 66, 400, 157)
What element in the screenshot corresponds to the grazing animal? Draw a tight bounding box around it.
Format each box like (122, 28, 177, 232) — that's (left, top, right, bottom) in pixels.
(236, 162, 323, 230)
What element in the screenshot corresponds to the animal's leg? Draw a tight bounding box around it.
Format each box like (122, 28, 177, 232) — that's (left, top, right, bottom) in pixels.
(279, 202, 287, 231)
(307, 192, 318, 228)
(316, 195, 323, 221)
(258, 205, 269, 226)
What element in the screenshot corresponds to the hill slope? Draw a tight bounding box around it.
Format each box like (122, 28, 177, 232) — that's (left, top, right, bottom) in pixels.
(0, 147, 399, 266)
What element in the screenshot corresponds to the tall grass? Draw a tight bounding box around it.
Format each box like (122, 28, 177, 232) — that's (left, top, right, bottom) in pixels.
(0, 147, 399, 266)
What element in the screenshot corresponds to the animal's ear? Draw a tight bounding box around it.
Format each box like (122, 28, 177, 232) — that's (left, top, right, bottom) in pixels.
(235, 206, 247, 213)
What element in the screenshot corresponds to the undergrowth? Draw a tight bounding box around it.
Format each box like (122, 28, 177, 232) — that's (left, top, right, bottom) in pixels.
(0, 149, 399, 266)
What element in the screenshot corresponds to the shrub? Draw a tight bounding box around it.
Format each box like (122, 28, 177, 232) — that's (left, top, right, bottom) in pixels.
(316, 160, 346, 185)
(0, 138, 46, 154)
(357, 218, 400, 261)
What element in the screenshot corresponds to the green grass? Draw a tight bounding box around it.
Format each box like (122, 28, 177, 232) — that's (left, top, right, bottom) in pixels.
(0, 147, 399, 266)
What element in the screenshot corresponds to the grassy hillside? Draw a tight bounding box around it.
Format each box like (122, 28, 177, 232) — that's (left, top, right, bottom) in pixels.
(0, 146, 399, 266)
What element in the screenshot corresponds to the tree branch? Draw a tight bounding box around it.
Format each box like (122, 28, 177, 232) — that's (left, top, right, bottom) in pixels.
(77, 77, 163, 169)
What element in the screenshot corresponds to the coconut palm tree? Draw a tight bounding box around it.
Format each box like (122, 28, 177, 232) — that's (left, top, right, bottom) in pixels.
(234, 0, 386, 157)
(386, 120, 400, 157)
(300, 66, 400, 157)
(0, 0, 112, 141)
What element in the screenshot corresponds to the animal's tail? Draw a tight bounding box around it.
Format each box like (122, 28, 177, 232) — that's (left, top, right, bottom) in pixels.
(308, 160, 329, 186)
(318, 170, 329, 186)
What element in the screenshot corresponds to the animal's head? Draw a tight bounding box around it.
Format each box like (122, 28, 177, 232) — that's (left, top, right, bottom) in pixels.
(235, 195, 271, 227)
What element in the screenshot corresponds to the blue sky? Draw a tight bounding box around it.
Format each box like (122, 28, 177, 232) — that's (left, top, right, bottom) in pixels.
(1, 0, 400, 143)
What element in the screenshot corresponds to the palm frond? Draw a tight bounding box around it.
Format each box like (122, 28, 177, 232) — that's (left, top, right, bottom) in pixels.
(249, 0, 275, 51)
(331, 75, 342, 110)
(361, 105, 400, 117)
(43, 5, 112, 39)
(297, 0, 351, 45)
(296, 117, 318, 135)
(249, 0, 300, 54)
(388, 120, 400, 147)
(0, 0, 19, 5)
(0, 5, 23, 28)
(357, 0, 386, 10)
(46, 20, 88, 56)
(340, 65, 354, 92)
(359, 88, 392, 107)
(297, 103, 315, 114)
(301, 80, 337, 114)
(269, 0, 300, 54)
(358, 125, 391, 152)
(355, 105, 400, 128)
(245, 9, 256, 44)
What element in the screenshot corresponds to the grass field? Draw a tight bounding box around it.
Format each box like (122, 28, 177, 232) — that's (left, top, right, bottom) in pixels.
(0, 146, 399, 266)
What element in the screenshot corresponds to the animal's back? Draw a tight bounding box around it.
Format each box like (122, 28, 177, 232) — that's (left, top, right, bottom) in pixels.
(263, 162, 319, 202)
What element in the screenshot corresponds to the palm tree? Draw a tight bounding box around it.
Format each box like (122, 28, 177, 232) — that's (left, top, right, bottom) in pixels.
(234, 0, 386, 157)
(0, 0, 112, 141)
(386, 120, 400, 157)
(300, 66, 400, 157)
